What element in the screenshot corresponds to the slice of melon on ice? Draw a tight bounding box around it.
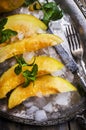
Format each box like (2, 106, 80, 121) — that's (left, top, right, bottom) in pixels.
(0, 56, 64, 99)
(0, 33, 63, 63)
(8, 75, 77, 109)
(4, 14, 47, 37)
(31, 56, 64, 76)
(0, 14, 47, 48)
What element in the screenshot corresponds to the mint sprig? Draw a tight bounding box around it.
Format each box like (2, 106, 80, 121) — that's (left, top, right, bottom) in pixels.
(24, 0, 63, 25)
(14, 56, 38, 87)
(42, 2, 63, 25)
(0, 18, 17, 44)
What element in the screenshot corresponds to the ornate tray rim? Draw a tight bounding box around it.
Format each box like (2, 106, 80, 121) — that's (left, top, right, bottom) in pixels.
(74, 0, 86, 18)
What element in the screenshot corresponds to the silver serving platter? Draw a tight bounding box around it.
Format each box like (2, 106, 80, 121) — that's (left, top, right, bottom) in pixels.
(0, 0, 86, 126)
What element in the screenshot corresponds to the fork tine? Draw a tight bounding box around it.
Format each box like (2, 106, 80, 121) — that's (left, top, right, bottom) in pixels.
(66, 25, 82, 52)
(66, 25, 75, 52)
(71, 25, 81, 49)
(71, 25, 78, 50)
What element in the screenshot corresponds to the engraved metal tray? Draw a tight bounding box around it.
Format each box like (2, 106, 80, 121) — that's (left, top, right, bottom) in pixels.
(0, 0, 86, 126)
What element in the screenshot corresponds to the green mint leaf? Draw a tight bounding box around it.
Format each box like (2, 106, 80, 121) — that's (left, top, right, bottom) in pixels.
(14, 56, 38, 87)
(31, 64, 38, 76)
(0, 18, 7, 31)
(42, 12, 51, 25)
(14, 65, 22, 75)
(22, 64, 38, 87)
(42, 2, 63, 25)
(15, 56, 36, 67)
(0, 29, 18, 43)
(50, 8, 63, 21)
(29, 76, 36, 81)
(22, 70, 32, 87)
(0, 35, 7, 43)
(23, 70, 31, 77)
(23, 78, 31, 87)
(15, 56, 28, 66)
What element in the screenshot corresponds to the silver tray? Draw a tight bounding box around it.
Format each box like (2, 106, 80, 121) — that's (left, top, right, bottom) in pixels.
(0, 0, 86, 126)
(74, 0, 86, 17)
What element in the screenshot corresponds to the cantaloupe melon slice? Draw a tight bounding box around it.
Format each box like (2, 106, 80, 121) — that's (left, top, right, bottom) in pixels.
(0, 14, 47, 48)
(8, 75, 77, 109)
(0, 56, 64, 99)
(0, 33, 63, 63)
(4, 14, 47, 37)
(0, 0, 24, 13)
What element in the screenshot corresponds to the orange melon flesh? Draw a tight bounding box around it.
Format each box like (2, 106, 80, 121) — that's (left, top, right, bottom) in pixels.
(8, 75, 77, 109)
(0, 33, 63, 63)
(0, 0, 24, 13)
(0, 14, 47, 48)
(4, 14, 47, 37)
(0, 56, 64, 99)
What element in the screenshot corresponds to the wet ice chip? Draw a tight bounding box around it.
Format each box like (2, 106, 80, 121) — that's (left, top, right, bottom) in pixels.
(23, 101, 34, 108)
(35, 110, 47, 122)
(26, 106, 39, 115)
(17, 32, 24, 40)
(51, 69, 65, 77)
(53, 92, 71, 107)
(35, 97, 47, 108)
(23, 51, 35, 62)
(43, 103, 53, 113)
(65, 70, 74, 82)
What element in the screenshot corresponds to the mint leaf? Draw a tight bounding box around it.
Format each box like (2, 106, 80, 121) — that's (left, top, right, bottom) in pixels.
(22, 69, 36, 87)
(0, 18, 18, 44)
(31, 64, 38, 76)
(14, 56, 38, 87)
(15, 56, 28, 67)
(22, 64, 38, 87)
(23, 78, 31, 87)
(24, 1, 63, 26)
(0, 29, 17, 43)
(23, 70, 31, 77)
(0, 18, 7, 31)
(15, 56, 36, 67)
(42, 2, 63, 25)
(14, 65, 22, 75)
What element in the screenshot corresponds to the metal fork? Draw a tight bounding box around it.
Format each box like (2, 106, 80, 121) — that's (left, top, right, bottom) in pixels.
(66, 25, 86, 75)
(66, 25, 86, 91)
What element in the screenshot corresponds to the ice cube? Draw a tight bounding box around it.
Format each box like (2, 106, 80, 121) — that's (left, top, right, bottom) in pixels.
(26, 106, 39, 115)
(53, 92, 71, 107)
(35, 110, 47, 122)
(23, 101, 34, 108)
(23, 51, 35, 62)
(34, 97, 47, 108)
(43, 103, 53, 113)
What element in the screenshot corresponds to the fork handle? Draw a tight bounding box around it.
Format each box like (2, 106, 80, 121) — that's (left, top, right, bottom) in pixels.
(77, 72, 86, 92)
(80, 60, 86, 75)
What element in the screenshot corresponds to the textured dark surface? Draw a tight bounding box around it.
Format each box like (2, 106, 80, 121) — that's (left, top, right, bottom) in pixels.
(0, 115, 86, 130)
